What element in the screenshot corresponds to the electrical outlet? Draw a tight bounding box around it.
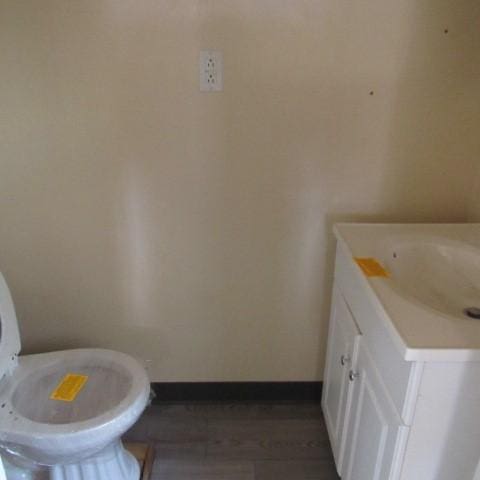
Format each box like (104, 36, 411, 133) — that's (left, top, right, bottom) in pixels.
(200, 50, 223, 92)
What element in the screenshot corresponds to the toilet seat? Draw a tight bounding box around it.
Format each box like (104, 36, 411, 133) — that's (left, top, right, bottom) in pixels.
(0, 348, 150, 465)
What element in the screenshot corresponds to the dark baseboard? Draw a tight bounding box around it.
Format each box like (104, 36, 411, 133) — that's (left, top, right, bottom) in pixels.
(150, 382, 322, 404)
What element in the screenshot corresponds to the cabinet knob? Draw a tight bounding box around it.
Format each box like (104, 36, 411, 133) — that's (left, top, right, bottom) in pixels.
(340, 354, 351, 366)
(349, 370, 359, 382)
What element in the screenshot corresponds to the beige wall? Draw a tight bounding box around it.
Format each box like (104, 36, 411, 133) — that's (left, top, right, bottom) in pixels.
(1, 1, 479, 381)
(468, 168, 480, 221)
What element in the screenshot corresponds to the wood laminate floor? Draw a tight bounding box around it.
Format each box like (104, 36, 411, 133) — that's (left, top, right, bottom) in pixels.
(124, 403, 340, 480)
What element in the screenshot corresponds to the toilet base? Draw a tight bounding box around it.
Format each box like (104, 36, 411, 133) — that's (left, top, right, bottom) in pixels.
(3, 440, 140, 480)
(50, 440, 140, 480)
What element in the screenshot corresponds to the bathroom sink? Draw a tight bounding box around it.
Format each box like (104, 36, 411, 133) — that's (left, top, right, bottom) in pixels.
(382, 235, 480, 321)
(333, 223, 480, 361)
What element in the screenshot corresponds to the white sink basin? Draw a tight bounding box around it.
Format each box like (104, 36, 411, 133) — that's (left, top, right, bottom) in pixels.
(334, 223, 480, 361)
(382, 235, 480, 321)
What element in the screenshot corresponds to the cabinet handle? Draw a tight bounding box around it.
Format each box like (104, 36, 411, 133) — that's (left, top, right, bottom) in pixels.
(349, 370, 359, 382)
(340, 354, 351, 366)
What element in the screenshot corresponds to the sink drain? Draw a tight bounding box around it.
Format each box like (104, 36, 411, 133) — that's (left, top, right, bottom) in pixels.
(464, 307, 480, 319)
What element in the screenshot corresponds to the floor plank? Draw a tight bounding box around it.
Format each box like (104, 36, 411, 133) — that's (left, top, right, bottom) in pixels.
(206, 418, 331, 460)
(255, 460, 339, 480)
(152, 403, 324, 421)
(152, 460, 255, 480)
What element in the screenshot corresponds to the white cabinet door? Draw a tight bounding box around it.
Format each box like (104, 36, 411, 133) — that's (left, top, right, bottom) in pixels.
(342, 341, 408, 480)
(322, 284, 361, 472)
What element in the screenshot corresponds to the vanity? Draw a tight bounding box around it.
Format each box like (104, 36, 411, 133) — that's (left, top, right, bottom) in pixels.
(322, 223, 480, 480)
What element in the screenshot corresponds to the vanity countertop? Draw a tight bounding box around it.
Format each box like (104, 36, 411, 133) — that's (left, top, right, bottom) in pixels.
(334, 223, 480, 362)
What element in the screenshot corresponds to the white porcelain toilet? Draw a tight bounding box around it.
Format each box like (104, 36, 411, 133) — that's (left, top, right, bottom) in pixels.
(0, 273, 150, 480)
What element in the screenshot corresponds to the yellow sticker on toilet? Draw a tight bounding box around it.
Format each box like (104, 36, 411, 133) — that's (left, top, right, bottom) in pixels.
(50, 373, 88, 402)
(354, 257, 389, 277)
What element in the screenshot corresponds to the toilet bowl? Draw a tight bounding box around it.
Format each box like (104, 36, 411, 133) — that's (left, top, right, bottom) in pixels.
(0, 273, 150, 479)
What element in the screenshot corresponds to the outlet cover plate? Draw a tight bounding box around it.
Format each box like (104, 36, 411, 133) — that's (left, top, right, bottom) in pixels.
(200, 50, 223, 92)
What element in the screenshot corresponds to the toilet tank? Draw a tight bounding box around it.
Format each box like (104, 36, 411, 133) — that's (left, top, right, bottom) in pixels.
(0, 273, 21, 378)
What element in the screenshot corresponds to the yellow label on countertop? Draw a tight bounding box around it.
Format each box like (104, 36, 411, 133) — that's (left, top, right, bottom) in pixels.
(354, 257, 389, 277)
(50, 373, 88, 402)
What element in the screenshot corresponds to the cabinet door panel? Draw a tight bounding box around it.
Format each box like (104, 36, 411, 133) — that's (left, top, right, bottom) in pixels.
(322, 284, 360, 471)
(343, 341, 406, 480)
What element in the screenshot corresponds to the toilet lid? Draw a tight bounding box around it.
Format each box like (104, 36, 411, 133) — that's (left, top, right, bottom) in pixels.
(11, 362, 132, 425)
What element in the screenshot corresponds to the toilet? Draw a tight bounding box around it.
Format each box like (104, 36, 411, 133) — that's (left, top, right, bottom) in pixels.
(0, 273, 150, 480)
